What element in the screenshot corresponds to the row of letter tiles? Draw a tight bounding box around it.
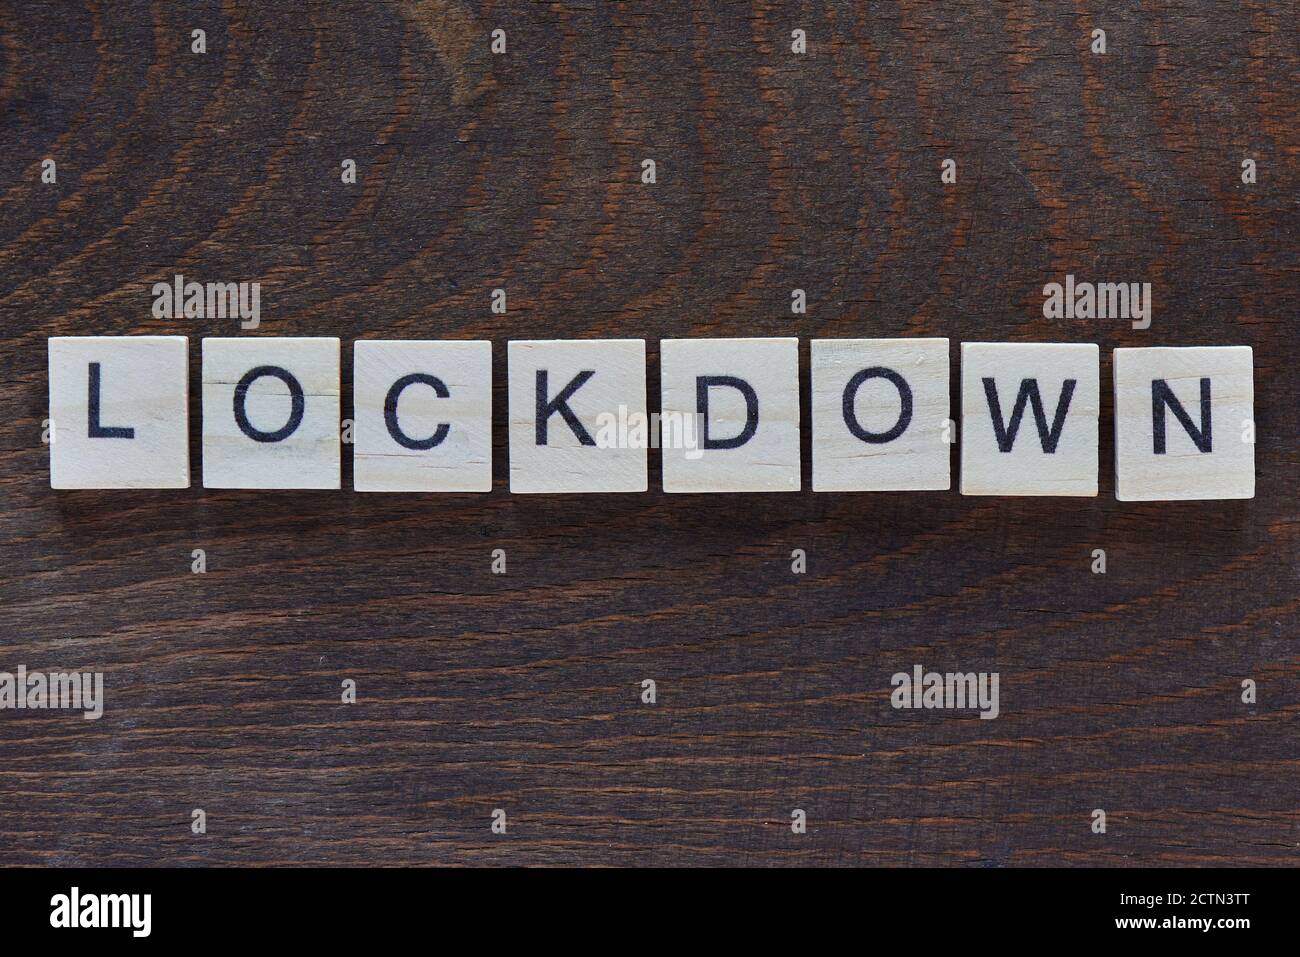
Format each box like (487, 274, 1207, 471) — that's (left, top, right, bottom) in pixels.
(48, 337, 1256, 500)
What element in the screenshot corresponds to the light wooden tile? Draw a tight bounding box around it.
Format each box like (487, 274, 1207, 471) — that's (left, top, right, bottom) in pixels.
(353, 340, 492, 492)
(660, 337, 800, 493)
(48, 336, 190, 489)
(202, 337, 340, 489)
(507, 339, 647, 493)
(811, 338, 950, 492)
(960, 342, 1099, 497)
(1114, 346, 1254, 501)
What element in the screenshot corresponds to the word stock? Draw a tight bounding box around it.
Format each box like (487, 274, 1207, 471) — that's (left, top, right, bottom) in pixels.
(47, 337, 1256, 500)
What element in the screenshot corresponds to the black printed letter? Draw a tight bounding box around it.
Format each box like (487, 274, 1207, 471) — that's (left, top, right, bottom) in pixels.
(697, 375, 759, 450)
(87, 362, 134, 439)
(234, 366, 304, 443)
(842, 367, 912, 444)
(1152, 378, 1211, 454)
(982, 378, 1076, 453)
(385, 373, 450, 451)
(536, 370, 595, 446)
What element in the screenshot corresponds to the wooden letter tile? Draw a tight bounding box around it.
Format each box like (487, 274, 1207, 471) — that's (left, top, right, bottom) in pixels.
(48, 336, 190, 489)
(353, 340, 492, 492)
(960, 342, 1099, 497)
(1113, 346, 1254, 501)
(508, 339, 647, 493)
(660, 337, 800, 493)
(811, 338, 950, 492)
(202, 337, 341, 489)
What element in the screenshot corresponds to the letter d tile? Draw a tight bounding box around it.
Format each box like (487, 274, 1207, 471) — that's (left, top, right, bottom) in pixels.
(660, 337, 800, 493)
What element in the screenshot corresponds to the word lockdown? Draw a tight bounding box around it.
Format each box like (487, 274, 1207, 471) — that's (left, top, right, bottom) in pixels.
(47, 337, 1256, 501)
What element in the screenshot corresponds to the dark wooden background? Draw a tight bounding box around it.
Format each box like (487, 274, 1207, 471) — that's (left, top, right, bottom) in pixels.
(0, 1, 1295, 867)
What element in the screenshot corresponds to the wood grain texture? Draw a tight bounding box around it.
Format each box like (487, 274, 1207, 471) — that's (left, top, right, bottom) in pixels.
(0, 0, 1295, 866)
